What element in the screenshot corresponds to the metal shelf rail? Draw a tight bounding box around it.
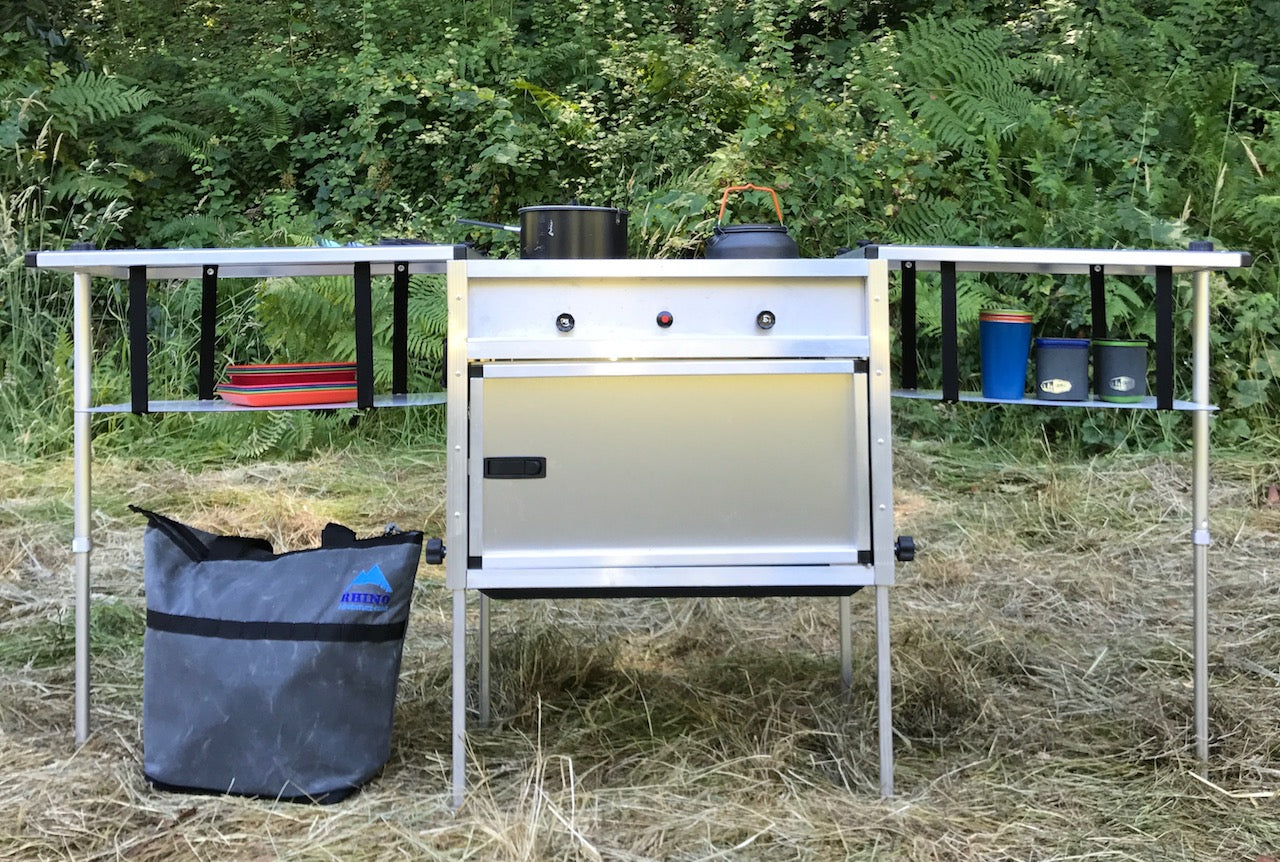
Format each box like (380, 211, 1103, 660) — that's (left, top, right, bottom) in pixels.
(843, 243, 1253, 768)
(25, 244, 468, 745)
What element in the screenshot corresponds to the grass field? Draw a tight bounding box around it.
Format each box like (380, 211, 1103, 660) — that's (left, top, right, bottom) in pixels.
(1, 441, 1278, 860)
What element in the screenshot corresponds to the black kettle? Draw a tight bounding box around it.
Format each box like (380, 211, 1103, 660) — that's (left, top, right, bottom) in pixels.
(704, 184, 799, 259)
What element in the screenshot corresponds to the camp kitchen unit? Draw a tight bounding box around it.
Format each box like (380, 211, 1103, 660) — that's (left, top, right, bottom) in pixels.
(26, 244, 1254, 807)
(444, 257, 899, 805)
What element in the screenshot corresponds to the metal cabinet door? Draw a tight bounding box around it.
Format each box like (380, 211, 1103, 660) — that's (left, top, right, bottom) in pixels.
(469, 359, 870, 571)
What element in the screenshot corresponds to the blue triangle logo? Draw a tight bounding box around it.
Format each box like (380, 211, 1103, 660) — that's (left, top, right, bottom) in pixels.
(346, 564, 392, 593)
(339, 564, 393, 611)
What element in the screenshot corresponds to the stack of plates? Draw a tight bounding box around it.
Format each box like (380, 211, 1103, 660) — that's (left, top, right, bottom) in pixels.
(216, 362, 358, 407)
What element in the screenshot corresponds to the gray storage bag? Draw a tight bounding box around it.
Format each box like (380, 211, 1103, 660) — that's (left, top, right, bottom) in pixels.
(130, 507, 423, 803)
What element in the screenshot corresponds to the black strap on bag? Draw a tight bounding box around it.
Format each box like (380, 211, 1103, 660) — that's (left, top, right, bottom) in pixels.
(146, 610, 407, 643)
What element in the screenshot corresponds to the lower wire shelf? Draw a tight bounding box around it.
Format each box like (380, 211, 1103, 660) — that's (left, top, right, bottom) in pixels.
(892, 388, 1216, 412)
(86, 392, 448, 413)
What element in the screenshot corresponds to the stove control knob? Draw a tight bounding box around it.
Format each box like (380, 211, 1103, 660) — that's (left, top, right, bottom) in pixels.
(756, 310, 776, 330)
(556, 312, 575, 332)
(656, 311, 674, 328)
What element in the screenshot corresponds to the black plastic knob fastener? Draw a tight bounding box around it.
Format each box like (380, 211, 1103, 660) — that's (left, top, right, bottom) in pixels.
(894, 536, 915, 563)
(425, 537, 446, 565)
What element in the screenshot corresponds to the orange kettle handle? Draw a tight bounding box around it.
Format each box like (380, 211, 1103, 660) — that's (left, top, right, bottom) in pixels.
(717, 183, 785, 225)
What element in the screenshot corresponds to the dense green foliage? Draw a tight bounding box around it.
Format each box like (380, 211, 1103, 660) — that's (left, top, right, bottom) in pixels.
(2, 0, 1277, 457)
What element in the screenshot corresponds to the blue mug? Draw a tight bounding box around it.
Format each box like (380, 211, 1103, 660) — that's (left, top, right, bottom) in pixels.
(979, 310, 1033, 400)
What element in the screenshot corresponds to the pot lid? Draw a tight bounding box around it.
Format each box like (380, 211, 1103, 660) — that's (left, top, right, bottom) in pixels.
(1034, 337, 1090, 348)
(518, 204, 628, 215)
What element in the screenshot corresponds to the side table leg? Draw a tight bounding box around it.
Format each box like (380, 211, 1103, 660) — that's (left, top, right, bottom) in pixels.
(479, 593, 491, 725)
(1191, 265, 1212, 767)
(73, 271, 93, 745)
(451, 588, 467, 808)
(876, 584, 893, 798)
(839, 595, 852, 690)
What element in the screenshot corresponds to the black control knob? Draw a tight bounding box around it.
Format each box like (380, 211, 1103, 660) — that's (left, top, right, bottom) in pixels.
(656, 311, 674, 328)
(556, 313, 575, 332)
(894, 536, 915, 563)
(756, 310, 776, 330)
(425, 537, 446, 565)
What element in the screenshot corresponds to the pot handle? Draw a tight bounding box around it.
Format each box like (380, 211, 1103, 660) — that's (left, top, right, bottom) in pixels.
(717, 183, 785, 225)
(456, 218, 521, 233)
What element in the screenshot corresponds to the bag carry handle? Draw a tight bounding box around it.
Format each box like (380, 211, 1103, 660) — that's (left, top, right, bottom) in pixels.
(717, 183, 785, 225)
(129, 505, 210, 562)
(130, 504, 276, 562)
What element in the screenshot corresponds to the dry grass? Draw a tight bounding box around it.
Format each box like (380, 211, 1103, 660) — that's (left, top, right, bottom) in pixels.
(1, 443, 1279, 860)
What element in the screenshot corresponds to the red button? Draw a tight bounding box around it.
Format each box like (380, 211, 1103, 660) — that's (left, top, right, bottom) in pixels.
(656, 311, 673, 328)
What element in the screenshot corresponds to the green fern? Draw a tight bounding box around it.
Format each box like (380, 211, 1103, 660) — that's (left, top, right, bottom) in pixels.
(911, 278, 989, 338)
(233, 412, 291, 458)
(43, 71, 153, 137)
(238, 88, 294, 141)
(895, 17, 1038, 157)
(139, 115, 215, 159)
(891, 194, 979, 245)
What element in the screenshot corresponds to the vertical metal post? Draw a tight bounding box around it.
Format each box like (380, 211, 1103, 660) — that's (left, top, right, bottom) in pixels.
(838, 596, 852, 690)
(876, 585, 893, 797)
(864, 260, 895, 797)
(1191, 265, 1212, 766)
(479, 593, 491, 725)
(72, 271, 93, 744)
(445, 260, 470, 807)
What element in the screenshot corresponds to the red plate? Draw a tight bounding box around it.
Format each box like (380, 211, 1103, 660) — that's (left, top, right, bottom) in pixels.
(216, 382, 358, 407)
(226, 363, 357, 386)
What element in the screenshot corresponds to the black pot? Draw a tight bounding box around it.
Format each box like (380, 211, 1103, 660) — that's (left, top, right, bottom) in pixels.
(518, 205, 628, 259)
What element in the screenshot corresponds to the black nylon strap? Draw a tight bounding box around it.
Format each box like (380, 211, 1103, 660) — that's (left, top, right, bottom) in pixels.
(147, 609, 407, 643)
(353, 262, 374, 409)
(901, 261, 918, 390)
(1090, 265, 1107, 341)
(129, 265, 149, 413)
(198, 265, 218, 400)
(940, 260, 958, 403)
(392, 262, 409, 394)
(1155, 265, 1174, 410)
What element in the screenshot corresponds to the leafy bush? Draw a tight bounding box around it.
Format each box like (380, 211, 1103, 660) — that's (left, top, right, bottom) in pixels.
(5, 0, 1278, 458)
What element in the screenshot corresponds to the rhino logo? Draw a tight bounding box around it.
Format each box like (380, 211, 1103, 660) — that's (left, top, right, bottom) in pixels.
(339, 564, 393, 611)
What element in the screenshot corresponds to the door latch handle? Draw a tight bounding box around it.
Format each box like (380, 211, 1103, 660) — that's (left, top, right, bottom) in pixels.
(484, 457, 547, 478)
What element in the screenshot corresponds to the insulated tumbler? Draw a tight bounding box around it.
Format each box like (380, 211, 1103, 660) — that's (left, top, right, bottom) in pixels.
(979, 309, 1033, 400)
(1034, 337, 1090, 401)
(1094, 339, 1148, 402)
